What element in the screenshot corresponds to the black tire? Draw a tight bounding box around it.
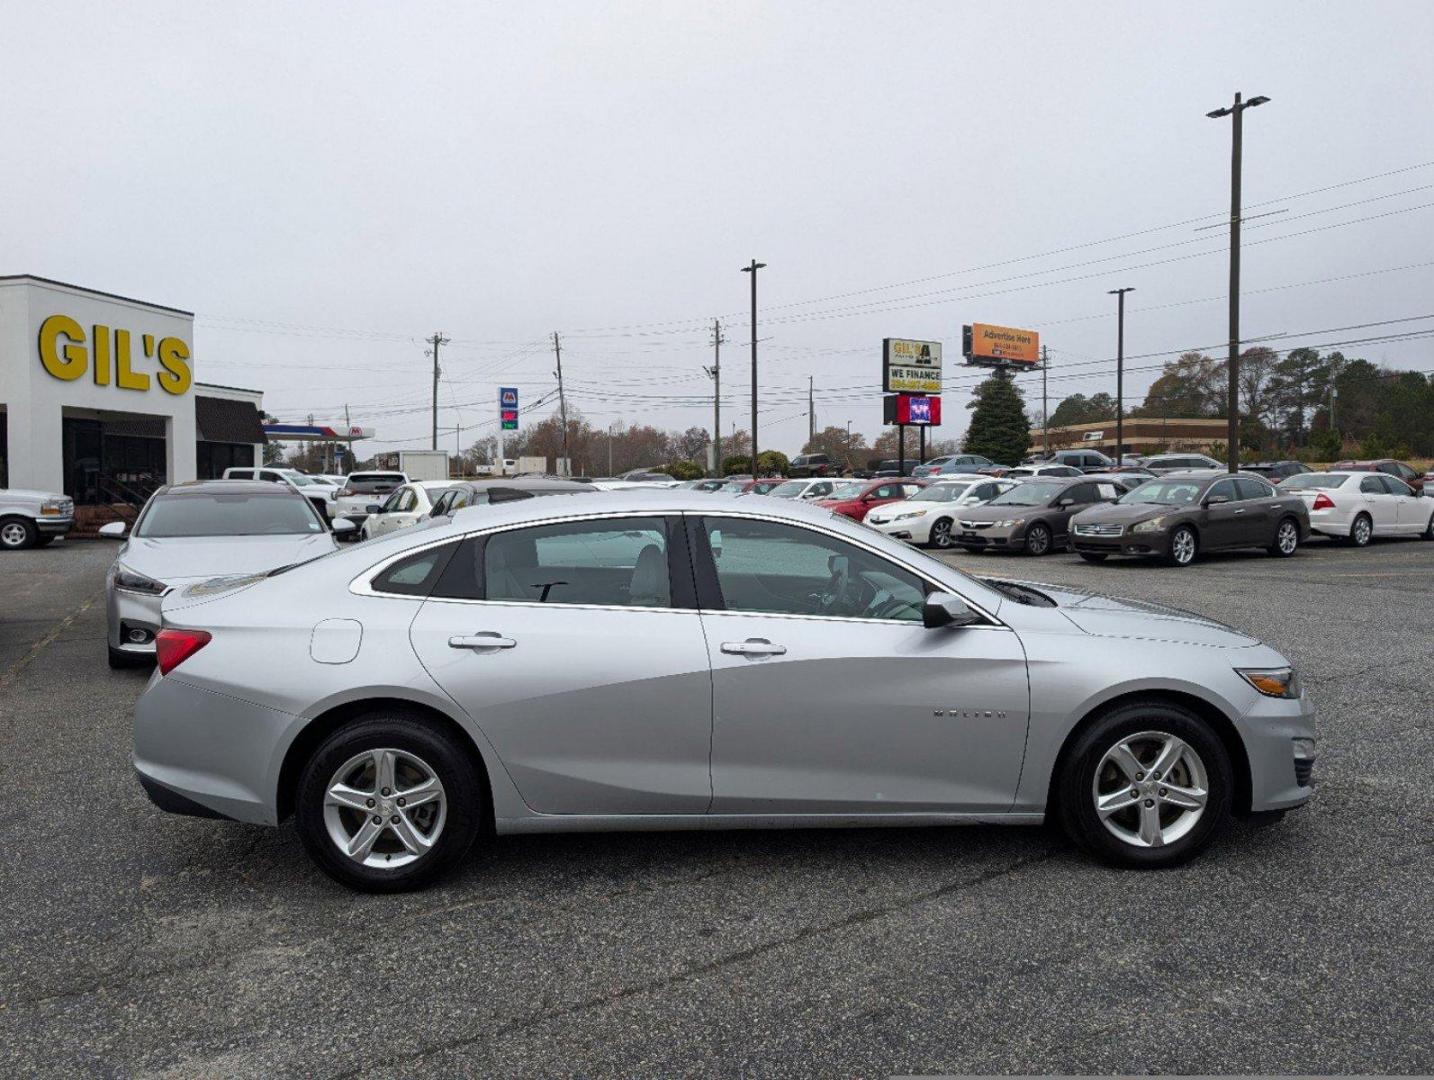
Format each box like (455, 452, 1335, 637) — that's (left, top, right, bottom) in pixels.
(0, 516, 38, 550)
(1164, 524, 1198, 567)
(107, 645, 151, 670)
(928, 517, 955, 549)
(1078, 552, 1108, 563)
(295, 711, 485, 893)
(1267, 516, 1300, 557)
(1349, 512, 1373, 547)
(1056, 698, 1233, 869)
(1423, 512, 1434, 540)
(1023, 522, 1053, 556)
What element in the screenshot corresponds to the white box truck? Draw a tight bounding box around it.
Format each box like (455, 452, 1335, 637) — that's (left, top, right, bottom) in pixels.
(376, 450, 450, 481)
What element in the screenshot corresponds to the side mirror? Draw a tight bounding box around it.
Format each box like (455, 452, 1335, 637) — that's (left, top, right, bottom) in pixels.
(1057, 497, 1075, 508)
(366, 504, 383, 515)
(330, 518, 357, 535)
(922, 591, 983, 630)
(98, 520, 127, 539)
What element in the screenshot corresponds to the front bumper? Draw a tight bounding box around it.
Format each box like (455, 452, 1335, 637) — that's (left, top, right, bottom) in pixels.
(108, 584, 165, 654)
(1071, 532, 1165, 557)
(953, 523, 1024, 549)
(1239, 691, 1318, 812)
(869, 516, 932, 543)
(36, 515, 75, 536)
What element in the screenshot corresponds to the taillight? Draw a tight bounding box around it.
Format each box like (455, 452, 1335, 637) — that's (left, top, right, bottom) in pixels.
(338, 488, 354, 497)
(1311, 492, 1335, 511)
(155, 628, 212, 676)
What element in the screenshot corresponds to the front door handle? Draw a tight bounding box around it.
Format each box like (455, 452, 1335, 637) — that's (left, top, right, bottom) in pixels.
(721, 638, 787, 657)
(449, 632, 517, 650)
(1233, 507, 1246, 514)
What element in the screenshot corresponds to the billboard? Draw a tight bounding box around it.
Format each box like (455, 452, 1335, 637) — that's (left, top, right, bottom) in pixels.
(882, 338, 942, 393)
(883, 394, 942, 426)
(499, 386, 519, 431)
(963, 323, 1040, 366)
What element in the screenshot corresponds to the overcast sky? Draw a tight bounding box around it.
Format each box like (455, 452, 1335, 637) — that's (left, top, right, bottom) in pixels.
(5, 1, 1432, 458)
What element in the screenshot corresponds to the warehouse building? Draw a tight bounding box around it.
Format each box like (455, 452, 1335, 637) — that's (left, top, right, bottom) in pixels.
(0, 275, 266, 502)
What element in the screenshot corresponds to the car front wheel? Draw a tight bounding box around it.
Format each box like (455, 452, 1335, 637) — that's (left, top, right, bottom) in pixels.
(1165, 525, 1198, 567)
(929, 517, 954, 549)
(1024, 522, 1052, 556)
(0, 517, 37, 550)
(1057, 700, 1232, 868)
(296, 712, 485, 892)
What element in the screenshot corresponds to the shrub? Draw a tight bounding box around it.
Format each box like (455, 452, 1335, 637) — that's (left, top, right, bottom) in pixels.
(721, 455, 752, 476)
(658, 460, 704, 481)
(755, 450, 789, 477)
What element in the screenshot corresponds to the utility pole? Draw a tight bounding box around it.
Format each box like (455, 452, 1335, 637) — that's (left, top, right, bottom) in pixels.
(1040, 346, 1049, 455)
(740, 259, 766, 476)
(552, 331, 569, 476)
(704, 319, 723, 474)
(1207, 91, 1270, 473)
(343, 403, 353, 474)
(1108, 287, 1135, 463)
(808, 375, 815, 447)
(425, 332, 449, 451)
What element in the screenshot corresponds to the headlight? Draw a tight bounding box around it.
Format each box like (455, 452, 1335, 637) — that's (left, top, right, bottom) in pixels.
(996, 518, 1024, 528)
(113, 564, 168, 596)
(40, 501, 65, 515)
(1238, 667, 1301, 698)
(894, 509, 927, 520)
(1131, 517, 1167, 533)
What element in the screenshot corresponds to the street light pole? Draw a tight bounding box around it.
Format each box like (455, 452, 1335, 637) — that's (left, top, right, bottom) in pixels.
(1207, 91, 1270, 473)
(740, 259, 766, 476)
(1108, 287, 1135, 463)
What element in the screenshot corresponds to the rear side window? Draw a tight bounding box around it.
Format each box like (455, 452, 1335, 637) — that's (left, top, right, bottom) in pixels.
(371, 542, 459, 597)
(1360, 477, 1385, 494)
(484, 517, 672, 607)
(1235, 478, 1274, 500)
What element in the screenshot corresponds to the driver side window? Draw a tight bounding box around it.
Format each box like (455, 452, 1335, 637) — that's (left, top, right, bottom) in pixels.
(700, 517, 926, 622)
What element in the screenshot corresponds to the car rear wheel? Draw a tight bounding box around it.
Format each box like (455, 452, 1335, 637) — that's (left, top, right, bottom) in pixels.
(0, 517, 37, 550)
(1349, 513, 1373, 547)
(929, 517, 954, 549)
(1268, 517, 1299, 557)
(1078, 552, 1108, 563)
(1057, 700, 1232, 868)
(1423, 512, 1434, 540)
(1165, 525, 1198, 567)
(296, 712, 485, 893)
(1024, 523, 1052, 556)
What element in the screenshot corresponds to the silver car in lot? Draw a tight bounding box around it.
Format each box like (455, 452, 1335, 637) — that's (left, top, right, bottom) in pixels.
(133, 490, 1316, 891)
(102, 480, 353, 668)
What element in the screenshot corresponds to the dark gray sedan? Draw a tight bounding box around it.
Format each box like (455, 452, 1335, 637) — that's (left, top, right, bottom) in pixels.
(952, 476, 1124, 555)
(1069, 471, 1311, 566)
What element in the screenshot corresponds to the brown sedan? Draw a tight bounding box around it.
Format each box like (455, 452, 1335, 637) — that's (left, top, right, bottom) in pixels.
(951, 476, 1123, 555)
(1068, 471, 1311, 567)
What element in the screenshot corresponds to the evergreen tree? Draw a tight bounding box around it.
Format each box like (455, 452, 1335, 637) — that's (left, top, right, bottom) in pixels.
(962, 373, 1031, 465)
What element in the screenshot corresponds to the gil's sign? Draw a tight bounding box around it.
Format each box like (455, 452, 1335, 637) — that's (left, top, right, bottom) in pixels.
(882, 338, 942, 394)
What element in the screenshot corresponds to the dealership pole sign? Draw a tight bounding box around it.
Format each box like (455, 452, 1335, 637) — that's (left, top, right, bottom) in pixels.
(962, 323, 1040, 369)
(499, 387, 519, 431)
(882, 338, 942, 394)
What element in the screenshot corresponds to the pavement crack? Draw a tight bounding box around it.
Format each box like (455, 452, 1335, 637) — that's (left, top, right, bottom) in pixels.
(331, 848, 1057, 1078)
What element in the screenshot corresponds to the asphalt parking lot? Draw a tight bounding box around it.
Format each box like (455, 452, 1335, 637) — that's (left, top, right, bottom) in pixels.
(1, 535, 1431, 1077)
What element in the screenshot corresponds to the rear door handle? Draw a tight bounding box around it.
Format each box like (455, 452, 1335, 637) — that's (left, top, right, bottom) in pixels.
(1233, 508, 1246, 514)
(721, 638, 787, 657)
(449, 632, 517, 650)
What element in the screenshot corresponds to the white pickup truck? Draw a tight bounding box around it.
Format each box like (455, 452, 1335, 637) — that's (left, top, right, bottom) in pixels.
(0, 488, 76, 550)
(221, 467, 337, 520)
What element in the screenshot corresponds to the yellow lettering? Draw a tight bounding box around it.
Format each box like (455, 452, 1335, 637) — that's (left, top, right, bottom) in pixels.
(93, 324, 112, 385)
(114, 329, 151, 391)
(38, 315, 87, 380)
(156, 337, 192, 395)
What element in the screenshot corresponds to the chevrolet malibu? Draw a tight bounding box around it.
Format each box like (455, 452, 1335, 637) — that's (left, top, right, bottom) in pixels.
(102, 481, 353, 667)
(133, 491, 1315, 892)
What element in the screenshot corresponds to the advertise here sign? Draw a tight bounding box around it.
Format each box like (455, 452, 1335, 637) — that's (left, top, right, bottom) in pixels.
(882, 338, 942, 393)
(964, 323, 1040, 366)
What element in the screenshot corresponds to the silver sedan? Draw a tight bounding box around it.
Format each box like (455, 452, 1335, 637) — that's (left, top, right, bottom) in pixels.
(132, 490, 1316, 891)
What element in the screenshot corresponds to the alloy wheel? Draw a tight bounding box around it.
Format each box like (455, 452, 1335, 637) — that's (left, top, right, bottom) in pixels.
(323, 748, 448, 869)
(1277, 520, 1298, 554)
(931, 518, 953, 548)
(1171, 527, 1196, 565)
(1352, 515, 1372, 546)
(1026, 525, 1050, 555)
(1092, 731, 1209, 848)
(0, 522, 29, 548)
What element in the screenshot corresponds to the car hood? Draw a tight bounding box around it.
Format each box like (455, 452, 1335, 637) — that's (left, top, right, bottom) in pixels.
(119, 533, 338, 583)
(957, 502, 1047, 522)
(1070, 502, 1176, 525)
(988, 577, 1259, 647)
(868, 499, 933, 518)
(2, 488, 67, 502)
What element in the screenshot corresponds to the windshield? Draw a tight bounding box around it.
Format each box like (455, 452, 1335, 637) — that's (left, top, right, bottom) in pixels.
(911, 484, 969, 502)
(828, 482, 867, 499)
(137, 493, 324, 538)
(348, 473, 404, 485)
(1120, 480, 1205, 505)
(988, 481, 1065, 506)
(1282, 472, 1346, 491)
(283, 473, 319, 486)
(769, 481, 807, 497)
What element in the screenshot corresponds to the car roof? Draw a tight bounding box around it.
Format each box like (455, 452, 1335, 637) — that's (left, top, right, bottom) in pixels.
(156, 480, 304, 496)
(449, 478, 592, 492)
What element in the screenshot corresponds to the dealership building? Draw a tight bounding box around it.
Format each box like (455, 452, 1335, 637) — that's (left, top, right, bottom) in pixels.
(0, 275, 267, 503)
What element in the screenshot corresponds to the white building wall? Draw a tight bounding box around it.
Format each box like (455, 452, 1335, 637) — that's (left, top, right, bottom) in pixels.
(1, 277, 197, 492)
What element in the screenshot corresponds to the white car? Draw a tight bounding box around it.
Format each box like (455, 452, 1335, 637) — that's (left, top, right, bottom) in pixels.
(1003, 463, 1084, 480)
(1282, 470, 1434, 545)
(867, 475, 1018, 548)
(332, 471, 410, 530)
(361, 480, 462, 540)
(767, 478, 842, 500)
